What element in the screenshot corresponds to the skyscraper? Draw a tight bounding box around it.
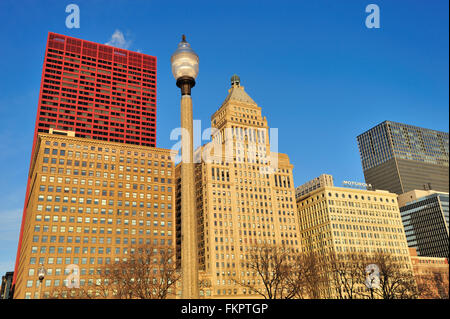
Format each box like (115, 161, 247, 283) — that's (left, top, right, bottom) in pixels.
(175, 76, 301, 298)
(13, 32, 157, 293)
(398, 190, 449, 258)
(13, 133, 176, 299)
(357, 121, 449, 195)
(34, 32, 157, 147)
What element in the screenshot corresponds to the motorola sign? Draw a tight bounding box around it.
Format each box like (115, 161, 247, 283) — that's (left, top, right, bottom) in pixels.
(342, 180, 372, 189)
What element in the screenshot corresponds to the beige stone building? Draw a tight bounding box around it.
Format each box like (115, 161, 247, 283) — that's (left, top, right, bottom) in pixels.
(14, 132, 176, 299)
(175, 75, 301, 298)
(296, 175, 414, 298)
(295, 174, 334, 199)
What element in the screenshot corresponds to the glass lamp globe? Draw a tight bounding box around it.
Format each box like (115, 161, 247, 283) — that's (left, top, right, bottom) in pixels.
(171, 35, 199, 81)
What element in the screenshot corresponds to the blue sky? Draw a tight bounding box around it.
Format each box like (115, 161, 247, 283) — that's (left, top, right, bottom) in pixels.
(0, 0, 448, 275)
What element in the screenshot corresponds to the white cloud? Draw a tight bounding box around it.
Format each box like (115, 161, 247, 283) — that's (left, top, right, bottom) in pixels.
(105, 29, 132, 49)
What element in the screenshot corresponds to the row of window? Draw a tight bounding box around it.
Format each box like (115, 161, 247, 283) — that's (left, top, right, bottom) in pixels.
(39, 183, 172, 193)
(31, 236, 171, 245)
(43, 140, 169, 159)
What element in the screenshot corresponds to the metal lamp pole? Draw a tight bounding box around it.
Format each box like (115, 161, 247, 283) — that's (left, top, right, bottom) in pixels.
(37, 264, 45, 299)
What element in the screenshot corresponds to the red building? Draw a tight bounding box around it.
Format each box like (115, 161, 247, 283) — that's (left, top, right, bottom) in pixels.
(12, 32, 157, 289)
(34, 32, 157, 147)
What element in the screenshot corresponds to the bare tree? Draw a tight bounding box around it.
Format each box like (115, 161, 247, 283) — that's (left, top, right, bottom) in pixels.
(277, 251, 323, 299)
(233, 244, 329, 299)
(432, 272, 449, 299)
(295, 251, 328, 299)
(358, 252, 418, 299)
(233, 247, 422, 299)
(327, 252, 367, 299)
(415, 274, 439, 299)
(49, 244, 180, 299)
(233, 244, 300, 299)
(415, 272, 449, 299)
(115, 245, 180, 299)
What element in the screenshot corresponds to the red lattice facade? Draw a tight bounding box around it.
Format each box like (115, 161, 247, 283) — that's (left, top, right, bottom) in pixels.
(36, 32, 157, 147)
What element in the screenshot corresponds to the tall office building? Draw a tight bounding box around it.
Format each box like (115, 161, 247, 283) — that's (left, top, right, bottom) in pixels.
(14, 132, 175, 299)
(296, 175, 413, 298)
(357, 121, 449, 195)
(398, 190, 449, 258)
(34, 32, 157, 147)
(175, 76, 301, 298)
(13, 32, 157, 291)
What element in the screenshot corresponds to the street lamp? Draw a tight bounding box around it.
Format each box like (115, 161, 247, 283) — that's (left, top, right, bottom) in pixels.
(37, 264, 46, 299)
(171, 35, 199, 299)
(171, 35, 199, 95)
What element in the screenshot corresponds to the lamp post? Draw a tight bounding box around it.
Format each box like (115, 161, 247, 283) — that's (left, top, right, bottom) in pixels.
(37, 264, 45, 299)
(171, 35, 199, 299)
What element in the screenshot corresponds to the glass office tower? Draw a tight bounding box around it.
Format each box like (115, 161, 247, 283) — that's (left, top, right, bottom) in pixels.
(357, 121, 449, 195)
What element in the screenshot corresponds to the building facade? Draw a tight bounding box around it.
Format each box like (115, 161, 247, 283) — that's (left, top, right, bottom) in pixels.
(399, 191, 449, 258)
(34, 32, 157, 147)
(409, 248, 449, 299)
(357, 121, 449, 195)
(14, 32, 158, 292)
(175, 76, 301, 298)
(14, 133, 175, 299)
(296, 176, 414, 298)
